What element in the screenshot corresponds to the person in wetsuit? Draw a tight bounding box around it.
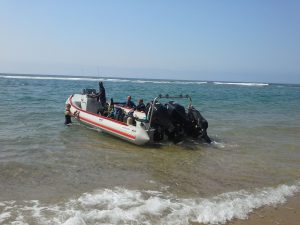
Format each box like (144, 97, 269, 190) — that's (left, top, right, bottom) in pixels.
(64, 103, 72, 125)
(136, 99, 146, 111)
(98, 81, 106, 107)
(113, 96, 136, 121)
(125, 95, 136, 108)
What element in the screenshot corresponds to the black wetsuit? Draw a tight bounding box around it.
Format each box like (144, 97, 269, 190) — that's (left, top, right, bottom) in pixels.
(126, 100, 136, 108)
(136, 103, 146, 111)
(65, 110, 72, 125)
(98, 83, 106, 106)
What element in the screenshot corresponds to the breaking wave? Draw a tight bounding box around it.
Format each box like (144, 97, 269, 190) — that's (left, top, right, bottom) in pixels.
(1, 75, 271, 87)
(0, 75, 207, 85)
(213, 82, 269, 86)
(1, 182, 299, 225)
(132, 80, 207, 85)
(0, 75, 102, 82)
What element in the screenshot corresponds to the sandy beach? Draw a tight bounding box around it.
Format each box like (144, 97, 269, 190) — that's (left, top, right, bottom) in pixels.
(228, 194, 300, 225)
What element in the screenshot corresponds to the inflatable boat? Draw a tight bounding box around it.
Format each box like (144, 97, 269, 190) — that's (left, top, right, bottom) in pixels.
(66, 89, 211, 145)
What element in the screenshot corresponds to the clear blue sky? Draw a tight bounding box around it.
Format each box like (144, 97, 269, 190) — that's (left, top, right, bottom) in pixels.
(1, 0, 299, 83)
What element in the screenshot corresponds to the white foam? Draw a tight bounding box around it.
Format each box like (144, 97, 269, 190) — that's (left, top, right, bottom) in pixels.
(0, 75, 269, 87)
(211, 140, 226, 148)
(62, 214, 87, 225)
(1, 75, 208, 85)
(0, 75, 133, 83)
(0, 212, 11, 223)
(105, 78, 131, 82)
(133, 80, 207, 84)
(0, 75, 102, 82)
(213, 82, 269, 86)
(1, 182, 299, 225)
(174, 81, 207, 85)
(133, 80, 172, 84)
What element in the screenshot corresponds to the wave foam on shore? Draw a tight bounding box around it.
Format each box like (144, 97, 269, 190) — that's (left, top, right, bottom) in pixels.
(0, 181, 299, 225)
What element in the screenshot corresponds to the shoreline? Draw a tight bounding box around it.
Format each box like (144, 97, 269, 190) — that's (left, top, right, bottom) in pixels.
(227, 193, 300, 225)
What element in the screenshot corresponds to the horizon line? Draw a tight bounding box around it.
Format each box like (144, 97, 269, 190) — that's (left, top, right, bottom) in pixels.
(0, 72, 299, 85)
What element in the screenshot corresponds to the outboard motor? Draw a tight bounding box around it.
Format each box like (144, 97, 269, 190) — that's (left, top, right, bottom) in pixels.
(146, 102, 175, 142)
(187, 107, 211, 143)
(147, 97, 212, 144)
(165, 102, 189, 124)
(165, 101, 190, 143)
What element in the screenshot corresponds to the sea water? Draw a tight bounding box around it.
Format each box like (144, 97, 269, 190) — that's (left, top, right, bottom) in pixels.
(0, 74, 300, 224)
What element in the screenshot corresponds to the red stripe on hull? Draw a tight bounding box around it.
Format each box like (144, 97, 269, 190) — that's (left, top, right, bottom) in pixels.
(69, 96, 135, 140)
(79, 116, 136, 140)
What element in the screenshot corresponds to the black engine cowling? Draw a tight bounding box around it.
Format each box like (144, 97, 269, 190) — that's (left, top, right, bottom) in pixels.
(146, 102, 175, 142)
(147, 102, 211, 143)
(187, 107, 211, 143)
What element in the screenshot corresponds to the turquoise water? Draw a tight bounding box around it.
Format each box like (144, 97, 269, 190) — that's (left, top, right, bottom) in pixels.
(0, 74, 300, 224)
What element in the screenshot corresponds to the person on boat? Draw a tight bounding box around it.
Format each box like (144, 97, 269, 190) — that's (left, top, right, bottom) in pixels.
(64, 103, 73, 125)
(98, 81, 106, 107)
(114, 96, 136, 110)
(136, 99, 146, 111)
(126, 96, 136, 108)
(107, 98, 115, 118)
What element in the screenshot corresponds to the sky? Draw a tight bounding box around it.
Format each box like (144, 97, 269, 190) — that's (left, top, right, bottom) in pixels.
(0, 0, 300, 83)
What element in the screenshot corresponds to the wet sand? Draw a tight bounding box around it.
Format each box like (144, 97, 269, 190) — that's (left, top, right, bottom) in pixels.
(227, 194, 300, 225)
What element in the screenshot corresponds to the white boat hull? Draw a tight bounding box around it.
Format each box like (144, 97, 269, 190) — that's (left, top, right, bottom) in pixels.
(66, 95, 150, 145)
